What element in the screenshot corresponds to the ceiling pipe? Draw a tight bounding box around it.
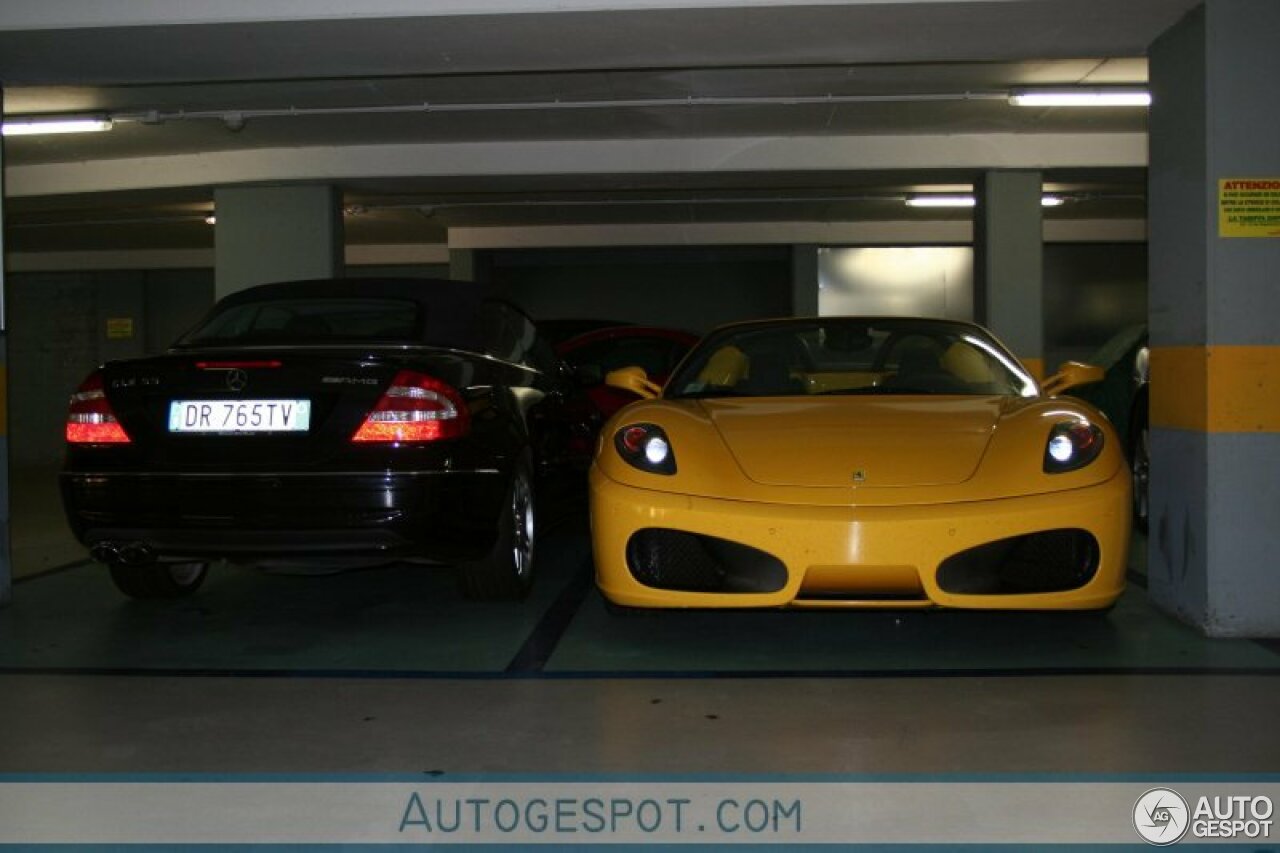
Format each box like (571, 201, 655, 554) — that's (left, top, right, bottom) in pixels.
(100, 91, 1013, 127)
(9, 192, 1148, 231)
(5, 87, 1157, 133)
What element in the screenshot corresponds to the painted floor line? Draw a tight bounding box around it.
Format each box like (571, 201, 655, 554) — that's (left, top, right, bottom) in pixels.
(503, 563, 595, 673)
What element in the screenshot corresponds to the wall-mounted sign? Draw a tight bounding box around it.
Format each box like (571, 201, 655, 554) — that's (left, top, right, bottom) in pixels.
(1219, 178, 1280, 237)
(106, 317, 135, 340)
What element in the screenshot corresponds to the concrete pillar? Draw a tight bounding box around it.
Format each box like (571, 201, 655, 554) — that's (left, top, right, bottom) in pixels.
(791, 245, 820, 316)
(974, 171, 1044, 379)
(214, 185, 342, 299)
(449, 249, 478, 283)
(1147, 0, 1280, 637)
(448, 248, 493, 284)
(0, 87, 11, 606)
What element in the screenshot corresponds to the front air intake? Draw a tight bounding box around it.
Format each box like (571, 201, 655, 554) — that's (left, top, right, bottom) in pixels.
(936, 528, 1100, 595)
(625, 529, 787, 593)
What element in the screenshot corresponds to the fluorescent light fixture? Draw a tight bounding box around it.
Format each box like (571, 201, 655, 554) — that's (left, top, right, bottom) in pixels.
(905, 195, 976, 208)
(906, 194, 1070, 208)
(1009, 89, 1151, 108)
(2, 115, 113, 136)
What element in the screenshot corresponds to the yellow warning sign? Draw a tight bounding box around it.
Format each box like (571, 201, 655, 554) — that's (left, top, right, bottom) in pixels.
(106, 317, 135, 340)
(1219, 178, 1280, 237)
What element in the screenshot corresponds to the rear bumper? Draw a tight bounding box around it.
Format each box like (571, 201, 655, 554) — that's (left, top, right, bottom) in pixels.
(61, 469, 505, 563)
(590, 465, 1131, 610)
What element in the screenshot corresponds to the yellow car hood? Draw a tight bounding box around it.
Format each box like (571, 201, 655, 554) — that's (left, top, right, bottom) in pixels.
(702, 396, 1003, 488)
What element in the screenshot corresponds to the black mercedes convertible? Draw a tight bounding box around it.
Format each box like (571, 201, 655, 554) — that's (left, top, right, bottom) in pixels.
(61, 278, 582, 600)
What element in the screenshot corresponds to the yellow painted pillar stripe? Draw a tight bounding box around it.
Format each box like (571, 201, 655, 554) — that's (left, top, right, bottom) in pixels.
(1151, 345, 1280, 432)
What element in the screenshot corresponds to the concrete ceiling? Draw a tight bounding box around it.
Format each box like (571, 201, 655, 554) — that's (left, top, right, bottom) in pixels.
(0, 0, 1199, 255)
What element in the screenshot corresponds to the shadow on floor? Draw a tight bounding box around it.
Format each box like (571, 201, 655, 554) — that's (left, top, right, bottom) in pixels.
(2, 517, 1276, 678)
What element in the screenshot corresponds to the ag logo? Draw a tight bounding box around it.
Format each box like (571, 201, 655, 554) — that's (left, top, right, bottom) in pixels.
(1134, 788, 1190, 845)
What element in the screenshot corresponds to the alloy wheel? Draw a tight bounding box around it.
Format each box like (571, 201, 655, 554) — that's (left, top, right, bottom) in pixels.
(510, 472, 535, 578)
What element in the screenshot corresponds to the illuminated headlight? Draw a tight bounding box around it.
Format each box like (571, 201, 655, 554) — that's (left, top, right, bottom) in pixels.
(1048, 434, 1075, 463)
(1043, 421, 1104, 473)
(644, 436, 670, 465)
(615, 423, 677, 475)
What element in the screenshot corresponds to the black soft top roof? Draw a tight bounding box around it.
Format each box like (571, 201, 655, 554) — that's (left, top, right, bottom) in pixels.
(206, 277, 492, 350)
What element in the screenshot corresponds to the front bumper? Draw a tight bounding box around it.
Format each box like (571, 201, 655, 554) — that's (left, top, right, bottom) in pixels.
(590, 465, 1131, 610)
(61, 469, 505, 563)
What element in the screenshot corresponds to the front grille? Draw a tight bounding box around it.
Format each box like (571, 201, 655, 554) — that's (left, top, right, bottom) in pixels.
(625, 529, 788, 593)
(935, 528, 1100, 595)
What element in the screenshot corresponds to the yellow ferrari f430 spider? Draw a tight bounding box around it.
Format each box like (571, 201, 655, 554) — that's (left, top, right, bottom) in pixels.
(589, 317, 1130, 611)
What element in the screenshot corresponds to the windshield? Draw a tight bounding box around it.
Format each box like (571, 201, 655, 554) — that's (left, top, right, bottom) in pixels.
(177, 297, 423, 347)
(667, 319, 1038, 399)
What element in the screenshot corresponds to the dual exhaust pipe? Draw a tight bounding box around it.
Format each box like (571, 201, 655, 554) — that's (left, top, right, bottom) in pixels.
(90, 541, 156, 566)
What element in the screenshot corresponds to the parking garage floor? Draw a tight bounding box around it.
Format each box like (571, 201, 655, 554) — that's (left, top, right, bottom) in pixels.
(1, 494, 1278, 774)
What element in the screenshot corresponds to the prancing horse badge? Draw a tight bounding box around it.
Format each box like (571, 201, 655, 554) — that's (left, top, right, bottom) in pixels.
(852, 469, 867, 484)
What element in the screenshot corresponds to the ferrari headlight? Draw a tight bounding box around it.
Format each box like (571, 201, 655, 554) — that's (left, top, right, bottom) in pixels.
(615, 423, 677, 475)
(643, 435, 670, 465)
(1043, 421, 1103, 473)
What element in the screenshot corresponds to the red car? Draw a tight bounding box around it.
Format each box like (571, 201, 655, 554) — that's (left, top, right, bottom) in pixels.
(556, 326, 699, 420)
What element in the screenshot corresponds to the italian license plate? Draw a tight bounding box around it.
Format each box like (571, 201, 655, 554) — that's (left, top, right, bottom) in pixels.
(168, 400, 311, 433)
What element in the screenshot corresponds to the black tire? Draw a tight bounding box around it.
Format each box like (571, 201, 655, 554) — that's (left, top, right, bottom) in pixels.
(108, 561, 209, 599)
(458, 459, 536, 600)
(1129, 403, 1150, 534)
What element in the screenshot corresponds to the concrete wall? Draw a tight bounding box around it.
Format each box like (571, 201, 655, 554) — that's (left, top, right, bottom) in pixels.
(7, 270, 214, 469)
(814, 242, 1146, 373)
(1043, 243, 1148, 372)
(488, 246, 792, 333)
(345, 264, 452, 282)
(818, 247, 974, 321)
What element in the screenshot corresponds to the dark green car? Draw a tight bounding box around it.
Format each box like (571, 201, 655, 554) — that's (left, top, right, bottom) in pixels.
(1072, 324, 1149, 531)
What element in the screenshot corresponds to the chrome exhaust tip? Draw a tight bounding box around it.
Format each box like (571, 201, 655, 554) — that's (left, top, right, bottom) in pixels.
(117, 542, 156, 567)
(90, 542, 121, 564)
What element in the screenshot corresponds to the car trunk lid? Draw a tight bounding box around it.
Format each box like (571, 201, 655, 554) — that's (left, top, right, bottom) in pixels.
(97, 350, 455, 469)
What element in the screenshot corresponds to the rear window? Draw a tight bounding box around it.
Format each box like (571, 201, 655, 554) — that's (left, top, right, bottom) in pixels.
(177, 298, 422, 347)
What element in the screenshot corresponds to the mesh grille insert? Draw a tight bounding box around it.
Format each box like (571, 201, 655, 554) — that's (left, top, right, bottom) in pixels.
(626, 529, 788, 593)
(936, 528, 1100, 595)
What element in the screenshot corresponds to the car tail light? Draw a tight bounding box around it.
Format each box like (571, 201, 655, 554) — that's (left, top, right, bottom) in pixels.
(351, 370, 469, 443)
(65, 370, 131, 445)
(1044, 420, 1103, 473)
(614, 422, 676, 474)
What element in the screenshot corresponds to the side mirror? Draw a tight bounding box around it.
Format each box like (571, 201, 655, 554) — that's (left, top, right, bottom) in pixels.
(605, 366, 662, 400)
(1041, 361, 1105, 396)
(1133, 346, 1150, 386)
